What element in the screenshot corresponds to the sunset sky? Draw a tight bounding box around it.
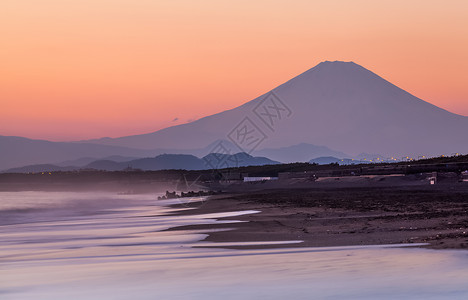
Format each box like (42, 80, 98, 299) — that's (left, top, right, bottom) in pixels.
(1, 0, 467, 141)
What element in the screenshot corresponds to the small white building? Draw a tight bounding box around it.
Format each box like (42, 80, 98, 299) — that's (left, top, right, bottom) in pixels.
(429, 171, 437, 185)
(461, 171, 468, 182)
(243, 177, 278, 182)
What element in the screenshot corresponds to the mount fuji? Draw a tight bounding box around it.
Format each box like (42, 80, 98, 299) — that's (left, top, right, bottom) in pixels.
(85, 61, 468, 158)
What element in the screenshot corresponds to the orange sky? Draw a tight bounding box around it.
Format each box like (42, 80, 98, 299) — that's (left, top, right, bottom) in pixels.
(1, 0, 467, 141)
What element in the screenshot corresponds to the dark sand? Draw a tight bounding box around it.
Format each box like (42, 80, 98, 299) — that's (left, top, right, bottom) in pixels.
(167, 184, 468, 250)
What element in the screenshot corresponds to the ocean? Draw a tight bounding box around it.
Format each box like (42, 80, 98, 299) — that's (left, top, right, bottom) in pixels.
(1, 191, 468, 299)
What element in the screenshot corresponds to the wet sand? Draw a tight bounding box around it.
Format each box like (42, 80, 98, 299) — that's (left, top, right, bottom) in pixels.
(167, 184, 468, 250)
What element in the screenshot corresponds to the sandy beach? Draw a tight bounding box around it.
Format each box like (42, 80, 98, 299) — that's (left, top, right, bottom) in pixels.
(167, 184, 468, 250)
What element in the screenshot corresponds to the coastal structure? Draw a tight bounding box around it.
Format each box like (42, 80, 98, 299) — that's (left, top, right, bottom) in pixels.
(243, 177, 278, 182)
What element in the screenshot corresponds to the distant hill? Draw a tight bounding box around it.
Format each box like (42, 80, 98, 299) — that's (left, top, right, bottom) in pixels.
(203, 152, 279, 169)
(55, 155, 140, 167)
(85, 160, 125, 171)
(309, 156, 356, 165)
(255, 143, 350, 163)
(124, 154, 206, 171)
(91, 153, 279, 171)
(0, 135, 159, 170)
(3, 153, 279, 173)
(4, 164, 77, 173)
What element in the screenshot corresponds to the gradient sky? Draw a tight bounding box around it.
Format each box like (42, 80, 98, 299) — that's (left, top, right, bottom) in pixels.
(1, 0, 467, 141)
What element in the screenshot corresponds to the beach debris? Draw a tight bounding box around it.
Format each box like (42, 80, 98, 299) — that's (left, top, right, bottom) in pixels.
(157, 190, 221, 200)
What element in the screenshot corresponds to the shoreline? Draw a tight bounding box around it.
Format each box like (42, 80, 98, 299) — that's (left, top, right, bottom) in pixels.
(166, 185, 468, 250)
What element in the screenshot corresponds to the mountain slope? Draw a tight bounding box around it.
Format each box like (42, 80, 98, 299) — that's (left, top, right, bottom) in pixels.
(254, 143, 350, 163)
(56, 155, 140, 167)
(202, 152, 279, 169)
(84, 152, 279, 171)
(127, 154, 206, 170)
(4, 164, 77, 173)
(83, 61, 468, 157)
(105, 153, 279, 171)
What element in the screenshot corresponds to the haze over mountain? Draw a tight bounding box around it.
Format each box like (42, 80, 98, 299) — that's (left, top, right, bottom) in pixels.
(55, 155, 140, 167)
(0, 136, 164, 170)
(0, 135, 341, 170)
(254, 143, 350, 163)
(4, 153, 279, 173)
(83, 61, 468, 157)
